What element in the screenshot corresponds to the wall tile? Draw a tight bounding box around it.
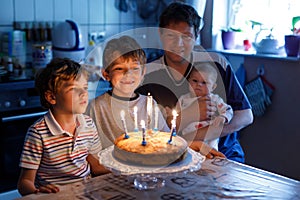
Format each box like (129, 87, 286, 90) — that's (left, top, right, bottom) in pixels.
(120, 10, 134, 24)
(88, 25, 106, 34)
(105, 25, 120, 39)
(72, 0, 88, 24)
(15, 0, 34, 21)
(80, 25, 88, 50)
(120, 25, 134, 33)
(89, 0, 104, 24)
(0, 0, 161, 52)
(105, 0, 119, 24)
(35, 0, 54, 21)
(53, 0, 71, 21)
(0, 0, 14, 24)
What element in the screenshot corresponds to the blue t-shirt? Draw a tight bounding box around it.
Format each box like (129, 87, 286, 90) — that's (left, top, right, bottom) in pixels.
(137, 53, 251, 163)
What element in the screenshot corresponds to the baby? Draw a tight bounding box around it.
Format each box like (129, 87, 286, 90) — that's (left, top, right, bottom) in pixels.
(176, 62, 233, 150)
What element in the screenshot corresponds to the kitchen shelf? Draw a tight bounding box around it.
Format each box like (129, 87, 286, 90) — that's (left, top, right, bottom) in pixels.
(208, 48, 300, 62)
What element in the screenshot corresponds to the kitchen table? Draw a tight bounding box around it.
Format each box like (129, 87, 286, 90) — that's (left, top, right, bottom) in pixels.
(16, 157, 300, 200)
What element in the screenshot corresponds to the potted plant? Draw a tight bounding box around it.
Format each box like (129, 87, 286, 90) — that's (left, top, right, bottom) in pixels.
(284, 16, 300, 57)
(221, 28, 242, 49)
(221, 0, 242, 49)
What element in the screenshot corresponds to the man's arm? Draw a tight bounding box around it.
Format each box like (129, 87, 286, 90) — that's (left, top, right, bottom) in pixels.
(221, 109, 253, 137)
(192, 109, 253, 141)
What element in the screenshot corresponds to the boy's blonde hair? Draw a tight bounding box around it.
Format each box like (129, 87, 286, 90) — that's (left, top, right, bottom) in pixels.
(103, 35, 146, 72)
(35, 57, 88, 108)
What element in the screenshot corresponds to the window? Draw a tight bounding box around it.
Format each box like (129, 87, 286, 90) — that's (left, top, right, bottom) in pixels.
(213, 0, 300, 50)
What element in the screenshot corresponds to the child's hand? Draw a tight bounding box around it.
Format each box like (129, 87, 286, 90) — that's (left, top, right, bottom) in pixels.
(37, 184, 60, 194)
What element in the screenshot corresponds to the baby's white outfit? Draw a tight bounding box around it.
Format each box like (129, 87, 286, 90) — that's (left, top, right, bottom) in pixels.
(177, 93, 233, 150)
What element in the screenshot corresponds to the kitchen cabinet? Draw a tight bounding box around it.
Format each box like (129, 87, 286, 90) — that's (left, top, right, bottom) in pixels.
(221, 52, 300, 180)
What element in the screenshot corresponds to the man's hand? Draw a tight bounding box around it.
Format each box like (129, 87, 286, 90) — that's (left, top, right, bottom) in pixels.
(175, 96, 217, 131)
(197, 96, 217, 121)
(189, 140, 226, 159)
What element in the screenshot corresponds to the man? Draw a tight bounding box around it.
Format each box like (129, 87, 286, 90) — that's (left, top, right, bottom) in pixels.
(137, 2, 253, 162)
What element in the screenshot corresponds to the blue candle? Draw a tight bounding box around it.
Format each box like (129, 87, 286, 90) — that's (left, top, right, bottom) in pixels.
(141, 120, 147, 146)
(146, 93, 153, 129)
(120, 110, 129, 139)
(168, 120, 176, 144)
(133, 106, 138, 132)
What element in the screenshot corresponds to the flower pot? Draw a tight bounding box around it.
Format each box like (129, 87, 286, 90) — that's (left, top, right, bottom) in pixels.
(284, 35, 300, 57)
(221, 30, 236, 50)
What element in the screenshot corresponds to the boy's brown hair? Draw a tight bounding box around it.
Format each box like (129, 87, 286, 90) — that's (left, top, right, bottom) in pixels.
(103, 35, 146, 72)
(35, 57, 88, 108)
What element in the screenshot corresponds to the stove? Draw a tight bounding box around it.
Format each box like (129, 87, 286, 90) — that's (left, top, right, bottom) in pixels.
(0, 78, 46, 193)
(0, 80, 42, 113)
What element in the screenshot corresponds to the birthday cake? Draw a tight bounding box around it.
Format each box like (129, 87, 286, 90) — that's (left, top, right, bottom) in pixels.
(113, 130, 188, 166)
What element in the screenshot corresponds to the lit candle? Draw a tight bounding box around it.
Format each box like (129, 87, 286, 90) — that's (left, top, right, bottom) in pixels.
(147, 93, 153, 128)
(168, 119, 177, 144)
(140, 120, 147, 146)
(154, 105, 159, 132)
(172, 110, 178, 123)
(171, 119, 177, 137)
(120, 110, 129, 139)
(133, 106, 138, 132)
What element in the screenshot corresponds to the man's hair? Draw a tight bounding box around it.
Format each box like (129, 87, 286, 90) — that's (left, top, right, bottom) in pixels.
(35, 57, 87, 108)
(159, 2, 201, 39)
(103, 35, 146, 71)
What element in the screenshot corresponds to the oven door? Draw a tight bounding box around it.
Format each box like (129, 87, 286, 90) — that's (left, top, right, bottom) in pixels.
(0, 110, 46, 192)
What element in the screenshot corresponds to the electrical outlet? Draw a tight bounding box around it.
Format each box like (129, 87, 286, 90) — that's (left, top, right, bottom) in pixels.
(88, 32, 98, 41)
(97, 31, 106, 40)
(88, 31, 106, 43)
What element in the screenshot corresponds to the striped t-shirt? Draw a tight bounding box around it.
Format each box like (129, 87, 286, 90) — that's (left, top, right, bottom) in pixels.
(19, 110, 102, 186)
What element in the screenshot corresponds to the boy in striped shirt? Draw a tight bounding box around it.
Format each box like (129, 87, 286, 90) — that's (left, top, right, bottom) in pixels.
(17, 58, 109, 196)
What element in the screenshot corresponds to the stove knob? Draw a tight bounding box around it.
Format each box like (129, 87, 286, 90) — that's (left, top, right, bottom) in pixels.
(19, 100, 26, 107)
(4, 101, 11, 108)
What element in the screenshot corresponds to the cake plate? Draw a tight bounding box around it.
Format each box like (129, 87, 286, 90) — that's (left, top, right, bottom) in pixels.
(98, 146, 205, 190)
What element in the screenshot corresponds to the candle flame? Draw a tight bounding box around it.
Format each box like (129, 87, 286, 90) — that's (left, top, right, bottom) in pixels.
(120, 110, 125, 120)
(140, 120, 146, 128)
(134, 106, 138, 113)
(172, 110, 178, 117)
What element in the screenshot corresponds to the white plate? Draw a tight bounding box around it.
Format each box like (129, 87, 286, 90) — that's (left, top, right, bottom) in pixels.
(99, 146, 205, 176)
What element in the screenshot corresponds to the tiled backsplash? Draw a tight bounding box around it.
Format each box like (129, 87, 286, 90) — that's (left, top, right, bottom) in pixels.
(0, 0, 161, 50)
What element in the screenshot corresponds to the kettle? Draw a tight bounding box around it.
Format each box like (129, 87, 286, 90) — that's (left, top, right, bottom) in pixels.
(52, 20, 85, 62)
(252, 31, 284, 55)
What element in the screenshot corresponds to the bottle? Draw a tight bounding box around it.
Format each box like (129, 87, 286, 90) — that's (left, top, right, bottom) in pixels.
(46, 21, 52, 41)
(25, 22, 33, 67)
(13, 58, 23, 77)
(7, 57, 13, 73)
(39, 21, 48, 42)
(32, 21, 40, 42)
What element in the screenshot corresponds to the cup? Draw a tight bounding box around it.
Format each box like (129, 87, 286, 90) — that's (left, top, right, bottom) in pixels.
(284, 35, 300, 57)
(243, 39, 251, 51)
